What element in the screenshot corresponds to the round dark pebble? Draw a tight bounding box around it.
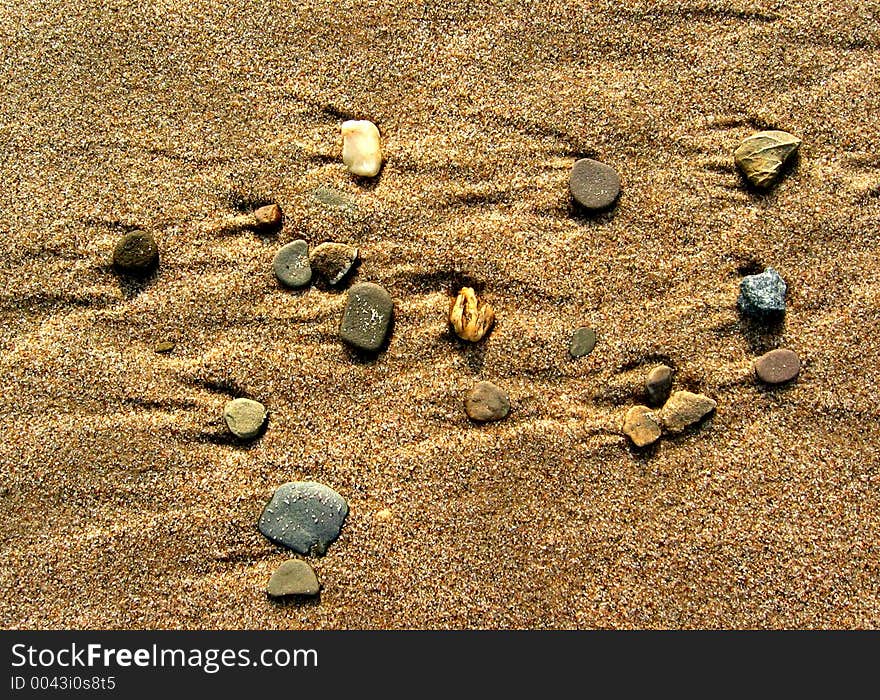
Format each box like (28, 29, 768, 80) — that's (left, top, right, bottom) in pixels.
(113, 230, 158, 274)
(755, 348, 800, 384)
(464, 381, 510, 422)
(569, 158, 621, 212)
(646, 365, 673, 405)
(273, 240, 312, 288)
(569, 327, 597, 358)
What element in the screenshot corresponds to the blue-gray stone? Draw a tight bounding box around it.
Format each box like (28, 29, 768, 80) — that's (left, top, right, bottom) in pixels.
(258, 482, 348, 555)
(738, 267, 787, 319)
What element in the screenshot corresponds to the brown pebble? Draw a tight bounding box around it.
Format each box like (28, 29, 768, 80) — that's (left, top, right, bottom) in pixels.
(755, 348, 800, 384)
(253, 203, 283, 230)
(622, 405, 661, 447)
(464, 381, 510, 422)
(646, 365, 673, 406)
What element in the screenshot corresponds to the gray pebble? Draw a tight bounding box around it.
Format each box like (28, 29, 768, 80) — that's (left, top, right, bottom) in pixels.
(569, 327, 597, 358)
(258, 482, 349, 555)
(273, 240, 312, 288)
(464, 381, 510, 422)
(339, 282, 393, 352)
(569, 158, 621, 212)
(738, 267, 787, 319)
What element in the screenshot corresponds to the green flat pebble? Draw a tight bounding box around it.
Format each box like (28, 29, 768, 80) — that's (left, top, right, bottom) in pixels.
(569, 327, 597, 358)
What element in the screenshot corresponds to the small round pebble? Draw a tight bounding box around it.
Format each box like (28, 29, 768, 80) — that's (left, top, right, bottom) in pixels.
(310, 242, 358, 285)
(646, 365, 673, 405)
(223, 398, 268, 440)
(755, 348, 800, 384)
(569, 158, 621, 212)
(267, 559, 320, 598)
(569, 327, 597, 358)
(273, 240, 312, 288)
(464, 381, 510, 422)
(113, 230, 158, 274)
(623, 405, 661, 447)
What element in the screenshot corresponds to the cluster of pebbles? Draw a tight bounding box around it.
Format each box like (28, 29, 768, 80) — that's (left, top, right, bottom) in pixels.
(109, 121, 806, 596)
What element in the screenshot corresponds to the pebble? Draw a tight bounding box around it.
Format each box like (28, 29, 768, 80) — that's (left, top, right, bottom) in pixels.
(569, 158, 621, 212)
(569, 327, 597, 357)
(646, 365, 673, 405)
(258, 481, 349, 555)
(738, 267, 787, 319)
(112, 230, 158, 274)
(267, 559, 320, 598)
(310, 242, 358, 285)
(622, 405, 662, 447)
(659, 391, 717, 433)
(339, 282, 393, 351)
(153, 340, 175, 354)
(734, 130, 801, 188)
(375, 509, 393, 521)
(449, 287, 495, 342)
(223, 398, 268, 440)
(464, 381, 510, 422)
(273, 240, 312, 288)
(341, 119, 383, 177)
(755, 348, 801, 384)
(252, 203, 283, 231)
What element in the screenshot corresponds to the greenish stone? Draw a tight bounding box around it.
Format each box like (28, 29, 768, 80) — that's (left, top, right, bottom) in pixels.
(273, 240, 312, 288)
(267, 559, 320, 598)
(258, 482, 349, 555)
(223, 398, 267, 440)
(154, 340, 175, 354)
(113, 230, 158, 274)
(339, 282, 393, 351)
(569, 327, 597, 358)
(314, 186, 357, 212)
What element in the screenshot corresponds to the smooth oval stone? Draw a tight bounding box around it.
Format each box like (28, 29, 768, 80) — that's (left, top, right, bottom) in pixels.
(738, 267, 787, 319)
(273, 240, 312, 288)
(310, 242, 358, 285)
(153, 340, 175, 354)
(113, 230, 158, 274)
(734, 130, 801, 188)
(339, 282, 393, 352)
(646, 364, 673, 405)
(267, 559, 320, 598)
(569, 327, 597, 357)
(569, 158, 621, 212)
(622, 405, 661, 447)
(659, 391, 716, 433)
(464, 381, 510, 422)
(223, 398, 268, 439)
(258, 482, 349, 555)
(755, 348, 800, 384)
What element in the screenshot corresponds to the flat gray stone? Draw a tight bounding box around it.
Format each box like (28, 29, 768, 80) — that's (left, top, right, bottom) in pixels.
(569, 158, 620, 212)
(267, 559, 320, 598)
(569, 327, 597, 357)
(273, 240, 311, 288)
(223, 398, 267, 440)
(339, 282, 393, 352)
(258, 482, 349, 555)
(738, 267, 787, 319)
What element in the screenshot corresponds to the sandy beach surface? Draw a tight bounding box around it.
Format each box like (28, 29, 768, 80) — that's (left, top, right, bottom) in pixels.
(1, 0, 879, 629)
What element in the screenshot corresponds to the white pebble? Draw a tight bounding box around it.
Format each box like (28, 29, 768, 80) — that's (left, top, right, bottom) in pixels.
(341, 119, 383, 177)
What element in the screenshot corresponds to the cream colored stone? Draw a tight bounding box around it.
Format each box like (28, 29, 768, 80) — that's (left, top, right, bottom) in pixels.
(341, 119, 383, 177)
(622, 405, 662, 447)
(659, 391, 716, 433)
(449, 287, 495, 342)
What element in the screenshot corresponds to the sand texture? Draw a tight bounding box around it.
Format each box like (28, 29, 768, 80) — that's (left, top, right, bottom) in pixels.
(1, 0, 879, 629)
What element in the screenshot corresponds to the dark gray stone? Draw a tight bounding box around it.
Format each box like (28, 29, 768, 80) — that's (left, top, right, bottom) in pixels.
(258, 482, 348, 555)
(569, 158, 621, 212)
(646, 365, 673, 406)
(569, 327, 597, 357)
(113, 230, 158, 274)
(273, 240, 311, 288)
(339, 282, 393, 351)
(738, 267, 787, 319)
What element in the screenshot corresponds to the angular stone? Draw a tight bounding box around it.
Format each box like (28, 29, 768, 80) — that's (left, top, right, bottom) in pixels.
(734, 130, 801, 188)
(273, 240, 312, 288)
(339, 282, 393, 351)
(569, 327, 597, 358)
(113, 230, 158, 274)
(258, 482, 349, 555)
(622, 405, 661, 447)
(253, 203, 283, 231)
(449, 287, 495, 342)
(464, 381, 510, 422)
(659, 391, 717, 433)
(223, 398, 268, 440)
(569, 158, 621, 212)
(646, 365, 673, 406)
(310, 242, 358, 285)
(755, 348, 800, 384)
(738, 267, 787, 319)
(267, 559, 320, 598)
